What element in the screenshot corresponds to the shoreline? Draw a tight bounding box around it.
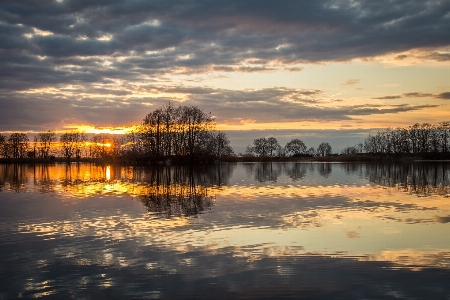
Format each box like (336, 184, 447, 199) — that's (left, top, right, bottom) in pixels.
(1, 153, 450, 165)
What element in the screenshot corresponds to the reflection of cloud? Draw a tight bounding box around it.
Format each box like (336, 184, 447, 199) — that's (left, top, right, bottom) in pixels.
(346, 231, 360, 238)
(378, 227, 401, 235)
(342, 79, 359, 86)
(435, 215, 450, 223)
(18, 215, 190, 241)
(361, 249, 450, 270)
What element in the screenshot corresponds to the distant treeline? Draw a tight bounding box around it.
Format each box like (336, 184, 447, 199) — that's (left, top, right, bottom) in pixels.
(362, 122, 450, 156)
(1, 105, 449, 162)
(244, 137, 333, 158)
(232, 122, 450, 159)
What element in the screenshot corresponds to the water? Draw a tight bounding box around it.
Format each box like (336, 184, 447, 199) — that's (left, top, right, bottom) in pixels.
(0, 162, 449, 299)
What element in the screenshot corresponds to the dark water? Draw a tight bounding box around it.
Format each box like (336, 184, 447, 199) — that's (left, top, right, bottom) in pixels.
(0, 162, 449, 299)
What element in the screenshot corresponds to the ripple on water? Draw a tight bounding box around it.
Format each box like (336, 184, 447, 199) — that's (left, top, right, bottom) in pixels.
(0, 162, 449, 299)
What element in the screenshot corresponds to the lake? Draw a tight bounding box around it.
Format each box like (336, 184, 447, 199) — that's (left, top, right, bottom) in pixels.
(0, 162, 449, 299)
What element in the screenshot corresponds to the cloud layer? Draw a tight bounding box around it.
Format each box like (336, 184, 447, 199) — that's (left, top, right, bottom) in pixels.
(2, 0, 450, 87)
(0, 0, 449, 131)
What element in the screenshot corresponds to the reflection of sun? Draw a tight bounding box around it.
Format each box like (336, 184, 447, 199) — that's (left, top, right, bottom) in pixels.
(106, 166, 111, 181)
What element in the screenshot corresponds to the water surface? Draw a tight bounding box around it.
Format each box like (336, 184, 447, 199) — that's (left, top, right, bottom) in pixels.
(0, 162, 449, 299)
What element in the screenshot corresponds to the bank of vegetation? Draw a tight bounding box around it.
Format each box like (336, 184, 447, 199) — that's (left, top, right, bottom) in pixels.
(0, 104, 234, 164)
(239, 122, 450, 162)
(0, 104, 449, 163)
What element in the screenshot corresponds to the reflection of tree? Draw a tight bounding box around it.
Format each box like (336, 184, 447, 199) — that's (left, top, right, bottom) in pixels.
(285, 163, 307, 181)
(244, 162, 310, 182)
(340, 164, 364, 176)
(33, 164, 57, 193)
(0, 164, 28, 192)
(364, 163, 450, 196)
(243, 163, 282, 182)
(138, 164, 234, 218)
(140, 183, 213, 218)
(0, 163, 234, 206)
(318, 163, 332, 178)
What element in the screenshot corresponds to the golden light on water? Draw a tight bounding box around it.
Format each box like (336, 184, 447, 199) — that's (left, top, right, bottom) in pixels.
(2, 162, 448, 275)
(106, 165, 111, 181)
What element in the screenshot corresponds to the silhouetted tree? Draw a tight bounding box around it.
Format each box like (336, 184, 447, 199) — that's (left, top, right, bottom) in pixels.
(129, 104, 230, 161)
(90, 134, 115, 158)
(8, 133, 29, 159)
(60, 131, 87, 159)
(316, 142, 332, 157)
(285, 139, 307, 156)
(252, 137, 269, 156)
(0, 134, 7, 158)
(244, 145, 255, 157)
(341, 146, 358, 155)
(267, 137, 281, 157)
(307, 147, 316, 156)
(363, 122, 450, 156)
(249, 137, 280, 157)
(212, 131, 234, 159)
(35, 131, 56, 158)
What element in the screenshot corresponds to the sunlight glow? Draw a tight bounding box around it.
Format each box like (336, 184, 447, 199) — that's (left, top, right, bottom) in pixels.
(61, 124, 138, 135)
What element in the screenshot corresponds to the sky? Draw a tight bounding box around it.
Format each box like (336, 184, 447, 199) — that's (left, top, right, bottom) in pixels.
(1, 0, 449, 153)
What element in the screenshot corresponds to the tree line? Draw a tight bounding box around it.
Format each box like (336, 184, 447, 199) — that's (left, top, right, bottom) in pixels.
(244, 137, 333, 157)
(0, 104, 233, 162)
(1, 106, 449, 162)
(362, 122, 450, 155)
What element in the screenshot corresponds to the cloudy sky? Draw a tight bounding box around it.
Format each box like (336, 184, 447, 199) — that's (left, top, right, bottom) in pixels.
(1, 0, 449, 152)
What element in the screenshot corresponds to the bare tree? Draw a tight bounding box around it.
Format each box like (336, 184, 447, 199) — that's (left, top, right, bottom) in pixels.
(90, 134, 115, 158)
(0, 134, 9, 158)
(316, 142, 332, 157)
(60, 131, 87, 159)
(8, 133, 29, 159)
(267, 137, 280, 157)
(244, 145, 255, 157)
(363, 121, 450, 156)
(285, 139, 307, 156)
(212, 131, 234, 159)
(341, 146, 358, 155)
(252, 137, 269, 157)
(131, 104, 227, 161)
(439, 122, 450, 153)
(35, 131, 56, 158)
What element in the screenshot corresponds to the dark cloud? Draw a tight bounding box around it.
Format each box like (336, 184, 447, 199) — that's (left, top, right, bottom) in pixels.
(0, 0, 449, 92)
(435, 92, 450, 99)
(403, 92, 434, 98)
(435, 215, 450, 223)
(0, 92, 155, 131)
(0, 85, 437, 133)
(372, 93, 436, 100)
(372, 95, 402, 100)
